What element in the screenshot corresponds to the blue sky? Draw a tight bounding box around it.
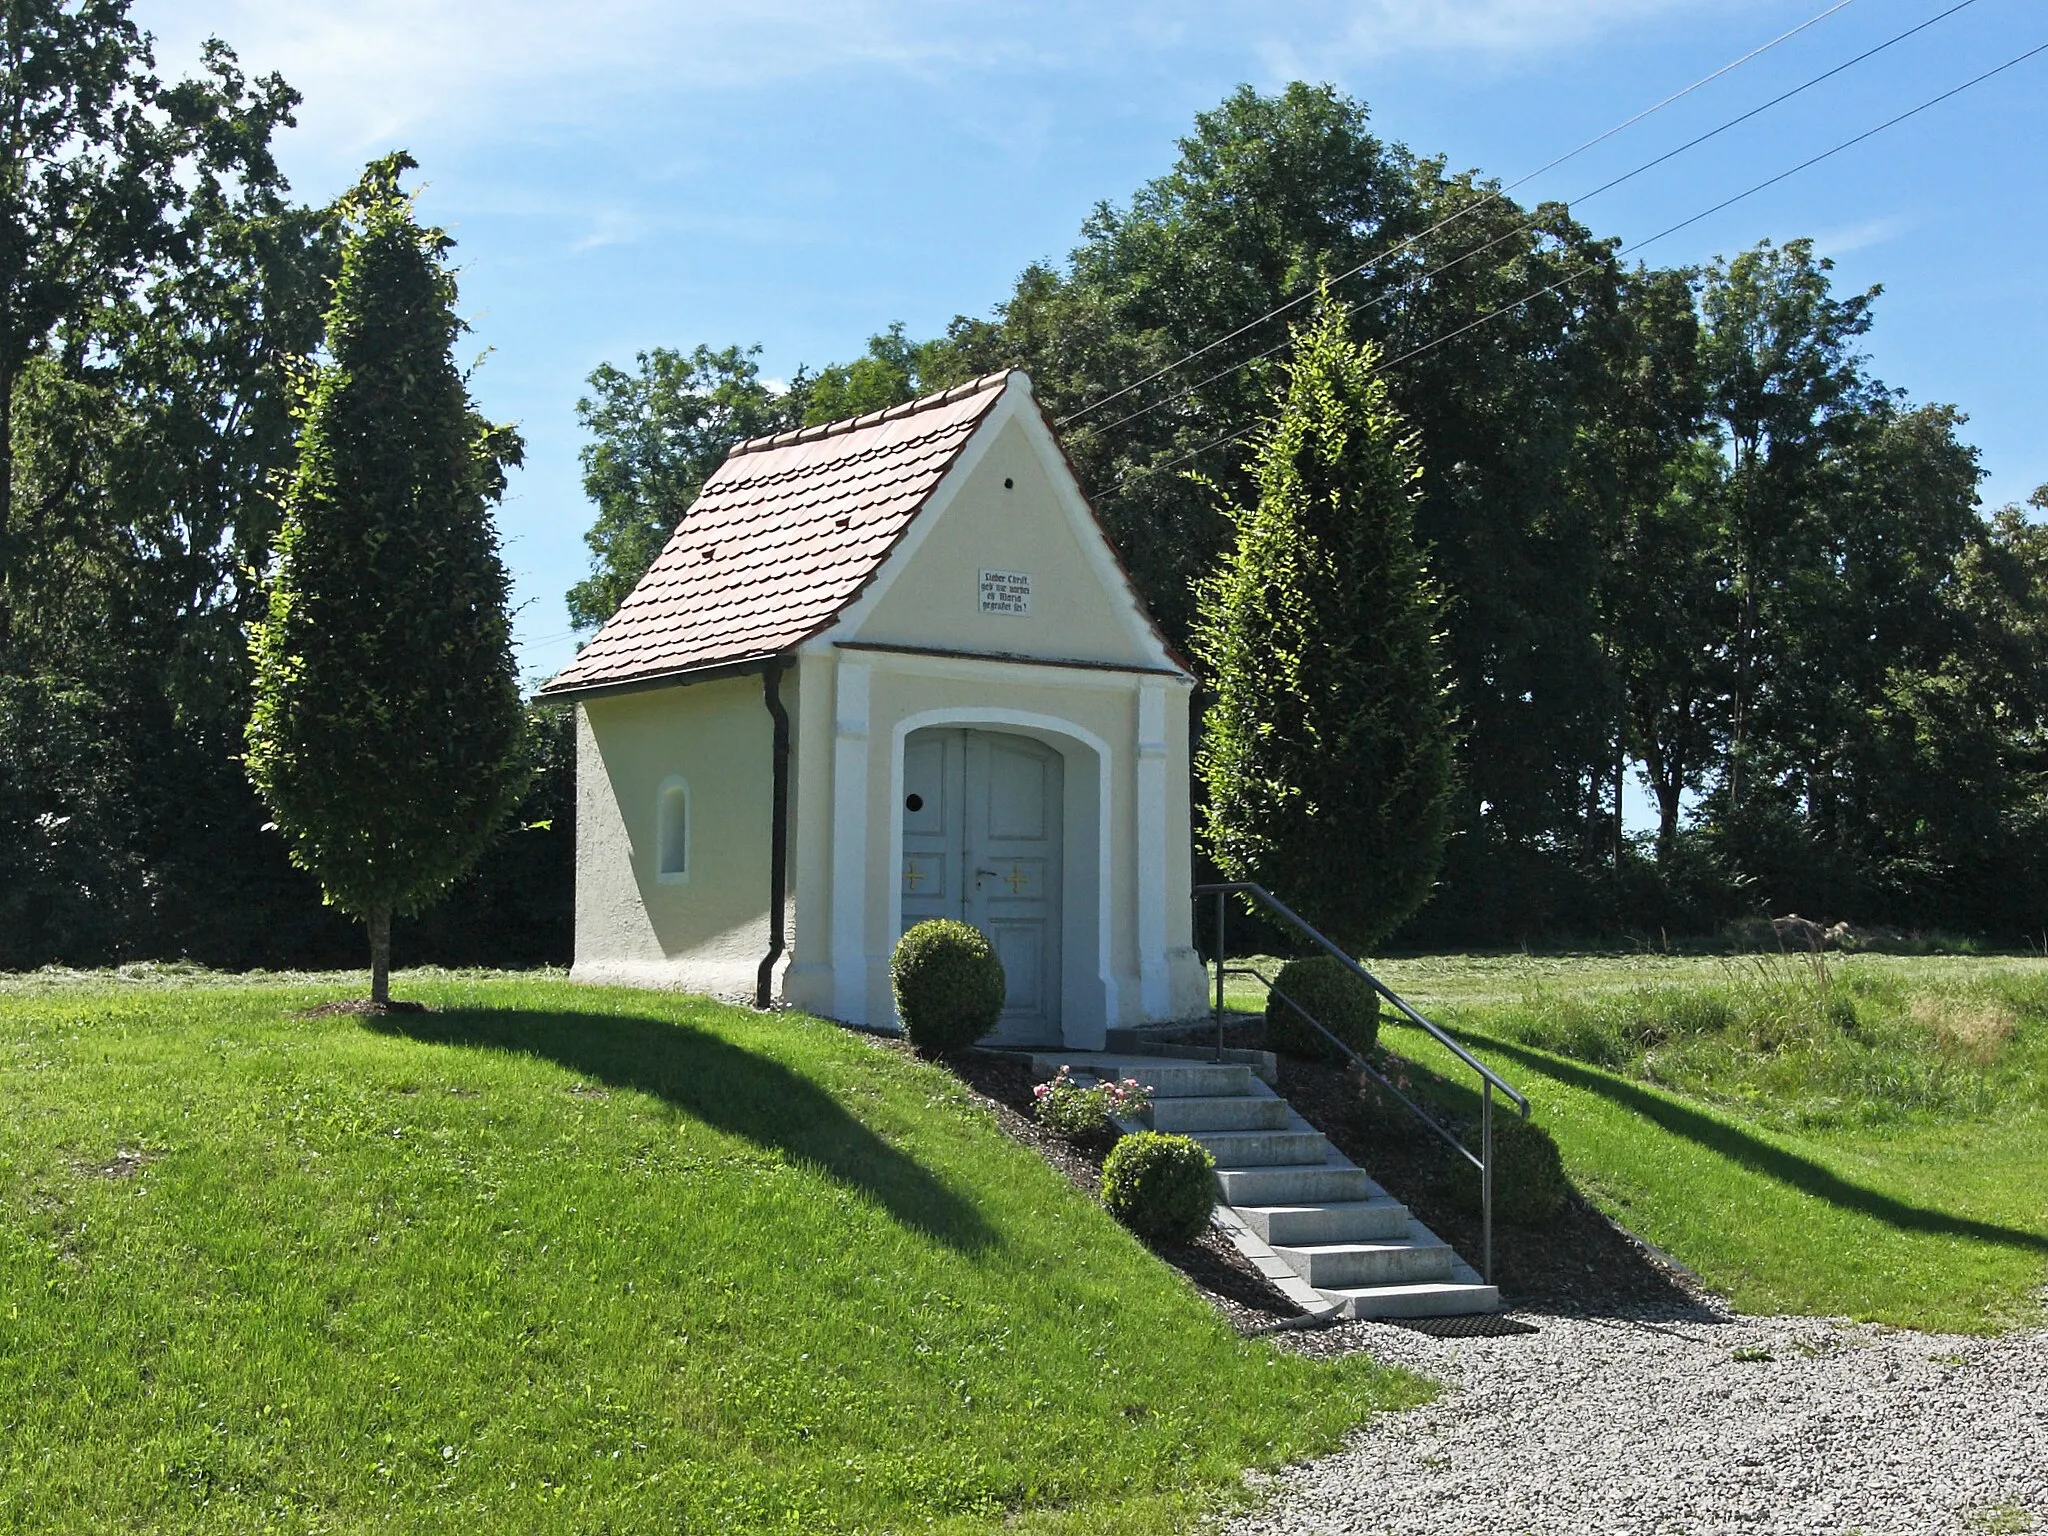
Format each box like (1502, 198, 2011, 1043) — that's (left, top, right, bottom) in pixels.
(137, 0, 2046, 694)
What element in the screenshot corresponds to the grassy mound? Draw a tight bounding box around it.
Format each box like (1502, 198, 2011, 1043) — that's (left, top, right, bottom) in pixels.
(1327, 954, 2048, 1333)
(0, 973, 1423, 1533)
(1474, 953, 2048, 1133)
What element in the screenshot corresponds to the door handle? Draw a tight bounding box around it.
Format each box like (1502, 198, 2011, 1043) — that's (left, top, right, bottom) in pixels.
(974, 867, 1000, 887)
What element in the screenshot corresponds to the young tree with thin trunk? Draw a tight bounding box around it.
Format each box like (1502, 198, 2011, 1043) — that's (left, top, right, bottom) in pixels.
(246, 153, 527, 1005)
(1193, 295, 1456, 953)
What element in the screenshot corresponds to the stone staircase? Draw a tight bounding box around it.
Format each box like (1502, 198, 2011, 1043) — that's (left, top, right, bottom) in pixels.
(1031, 1053, 1497, 1320)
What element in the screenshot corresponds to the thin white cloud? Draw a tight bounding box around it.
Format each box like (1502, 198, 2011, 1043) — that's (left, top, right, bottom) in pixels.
(564, 207, 650, 255)
(135, 1, 1055, 162)
(1810, 214, 1910, 258)
(1329, 0, 1702, 57)
(1251, 0, 1718, 81)
(137, 0, 1715, 177)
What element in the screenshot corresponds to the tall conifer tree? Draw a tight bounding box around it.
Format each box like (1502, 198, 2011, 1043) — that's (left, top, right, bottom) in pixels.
(246, 153, 527, 1004)
(1193, 297, 1455, 952)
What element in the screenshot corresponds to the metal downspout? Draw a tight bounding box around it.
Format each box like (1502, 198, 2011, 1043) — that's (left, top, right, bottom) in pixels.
(756, 657, 791, 1009)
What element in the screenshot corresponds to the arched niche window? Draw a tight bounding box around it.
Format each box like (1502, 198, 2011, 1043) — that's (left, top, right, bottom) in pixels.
(656, 776, 690, 882)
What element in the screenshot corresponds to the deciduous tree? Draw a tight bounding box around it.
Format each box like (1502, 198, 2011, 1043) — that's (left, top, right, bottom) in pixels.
(980, 84, 1627, 939)
(0, 8, 337, 965)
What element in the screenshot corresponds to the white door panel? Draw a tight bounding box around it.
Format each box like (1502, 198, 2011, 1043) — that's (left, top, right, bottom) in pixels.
(989, 923, 1044, 1013)
(900, 733, 958, 928)
(900, 727, 1062, 1045)
(985, 738, 1051, 841)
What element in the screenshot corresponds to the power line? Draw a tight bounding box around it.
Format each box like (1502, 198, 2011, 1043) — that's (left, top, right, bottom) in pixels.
(1115, 36, 2048, 489)
(1055, 0, 1863, 430)
(1089, 0, 1982, 444)
(1076, 0, 1980, 445)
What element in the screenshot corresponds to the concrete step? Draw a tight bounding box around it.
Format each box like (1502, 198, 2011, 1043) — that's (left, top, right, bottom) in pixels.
(1314, 1280, 1502, 1320)
(1102, 1033, 1280, 1084)
(1031, 1055, 1256, 1099)
(1190, 1128, 1331, 1168)
(1271, 1232, 1456, 1289)
(1215, 1161, 1380, 1206)
(1234, 1197, 1412, 1246)
(1144, 1094, 1291, 1133)
(1080, 1051, 1503, 1320)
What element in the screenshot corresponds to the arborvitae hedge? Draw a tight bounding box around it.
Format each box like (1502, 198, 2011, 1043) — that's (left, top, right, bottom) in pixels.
(1193, 296, 1456, 954)
(245, 154, 529, 1002)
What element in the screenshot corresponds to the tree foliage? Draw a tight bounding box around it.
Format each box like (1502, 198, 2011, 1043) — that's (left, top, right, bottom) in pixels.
(797, 319, 993, 425)
(568, 82, 2048, 942)
(245, 155, 528, 1003)
(0, 6, 355, 967)
(9, 48, 2044, 970)
(0, 4, 568, 975)
(1193, 299, 1455, 952)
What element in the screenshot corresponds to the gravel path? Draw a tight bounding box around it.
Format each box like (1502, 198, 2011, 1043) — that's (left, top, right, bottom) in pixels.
(1232, 1305, 2048, 1536)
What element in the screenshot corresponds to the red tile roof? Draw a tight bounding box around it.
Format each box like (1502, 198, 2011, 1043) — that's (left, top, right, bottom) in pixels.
(542, 371, 1013, 696)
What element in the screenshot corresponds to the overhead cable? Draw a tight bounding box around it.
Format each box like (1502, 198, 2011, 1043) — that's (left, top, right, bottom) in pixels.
(1114, 35, 2048, 489)
(1056, 0, 1865, 428)
(1080, 0, 1980, 446)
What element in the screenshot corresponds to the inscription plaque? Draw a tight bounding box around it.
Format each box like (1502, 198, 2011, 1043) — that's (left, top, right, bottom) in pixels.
(978, 569, 1032, 616)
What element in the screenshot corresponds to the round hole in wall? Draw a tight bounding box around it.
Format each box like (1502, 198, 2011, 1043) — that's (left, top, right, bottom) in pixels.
(905, 793, 925, 813)
(1003, 477, 1014, 489)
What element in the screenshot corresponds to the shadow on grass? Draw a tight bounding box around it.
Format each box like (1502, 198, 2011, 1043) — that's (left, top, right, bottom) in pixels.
(1446, 1027, 2048, 1256)
(366, 1007, 994, 1253)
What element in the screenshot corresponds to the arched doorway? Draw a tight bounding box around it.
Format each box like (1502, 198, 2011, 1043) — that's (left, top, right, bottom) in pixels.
(901, 727, 1064, 1045)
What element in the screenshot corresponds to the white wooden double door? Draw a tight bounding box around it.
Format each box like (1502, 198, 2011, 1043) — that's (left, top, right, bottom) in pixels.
(901, 728, 1064, 1045)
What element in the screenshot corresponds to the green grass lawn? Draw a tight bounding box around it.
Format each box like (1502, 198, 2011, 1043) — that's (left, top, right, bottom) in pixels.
(0, 970, 1424, 1535)
(1231, 952, 2048, 1333)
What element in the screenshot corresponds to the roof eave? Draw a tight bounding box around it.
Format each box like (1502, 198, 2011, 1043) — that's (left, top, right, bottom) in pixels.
(537, 650, 790, 702)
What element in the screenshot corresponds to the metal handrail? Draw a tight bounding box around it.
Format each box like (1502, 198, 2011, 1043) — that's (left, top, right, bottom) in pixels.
(1245, 965, 1477, 1167)
(1194, 880, 1530, 1285)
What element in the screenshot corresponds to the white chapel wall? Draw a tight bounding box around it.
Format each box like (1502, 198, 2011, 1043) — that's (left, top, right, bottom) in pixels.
(782, 650, 838, 1016)
(574, 675, 792, 999)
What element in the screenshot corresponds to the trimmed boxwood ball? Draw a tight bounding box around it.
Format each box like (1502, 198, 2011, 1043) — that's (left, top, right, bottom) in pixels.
(1101, 1131, 1217, 1242)
(891, 919, 1005, 1055)
(1448, 1111, 1570, 1225)
(1265, 954, 1381, 1062)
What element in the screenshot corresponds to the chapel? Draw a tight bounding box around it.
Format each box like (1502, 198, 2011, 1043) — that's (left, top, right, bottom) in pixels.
(540, 369, 1209, 1048)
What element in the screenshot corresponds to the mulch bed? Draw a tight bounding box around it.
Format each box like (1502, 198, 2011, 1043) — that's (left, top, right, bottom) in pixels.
(859, 1023, 1723, 1339)
(858, 1034, 1306, 1331)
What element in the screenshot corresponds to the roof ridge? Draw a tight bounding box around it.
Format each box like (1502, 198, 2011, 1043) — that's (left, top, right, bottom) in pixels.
(729, 369, 1017, 458)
